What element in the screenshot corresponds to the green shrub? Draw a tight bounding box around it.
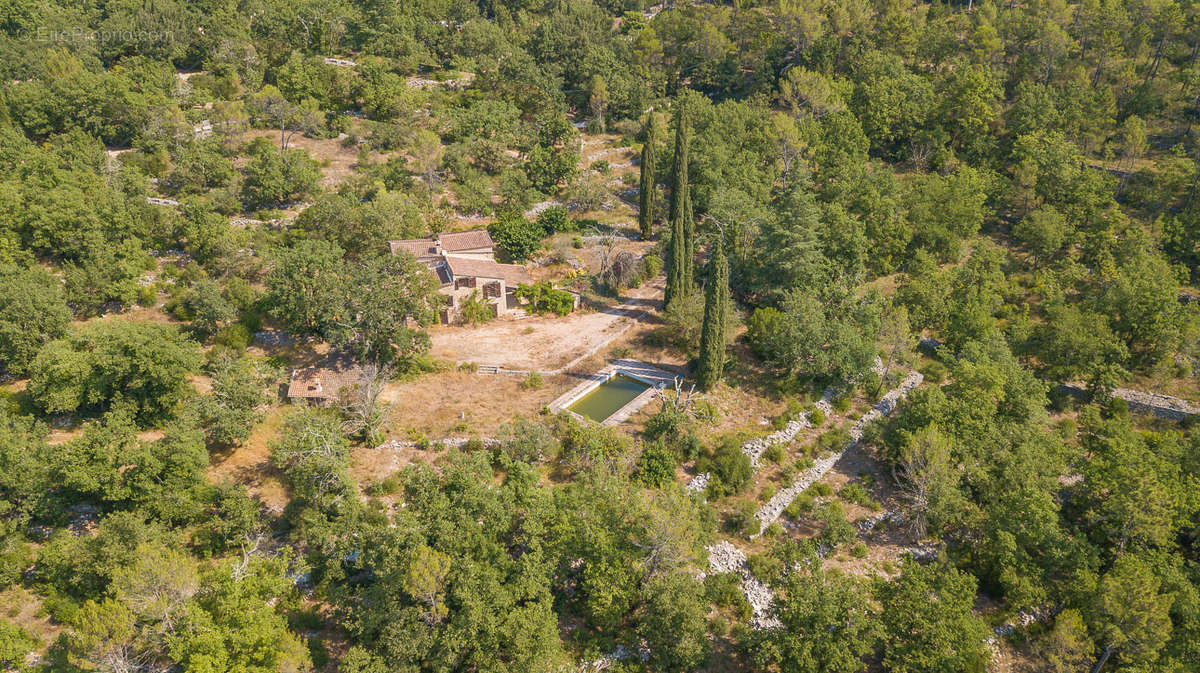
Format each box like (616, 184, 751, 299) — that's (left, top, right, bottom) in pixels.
(215, 323, 251, 351)
(1056, 418, 1078, 439)
(536, 205, 573, 234)
(308, 637, 330, 668)
(724, 498, 758, 536)
(745, 307, 786, 361)
(137, 285, 158, 307)
(0, 619, 36, 669)
(833, 394, 852, 413)
(692, 400, 720, 423)
(851, 542, 869, 558)
(458, 290, 495, 325)
(704, 572, 744, 608)
(839, 482, 880, 511)
(636, 440, 677, 487)
(698, 438, 753, 498)
(746, 553, 783, 584)
(1107, 397, 1130, 418)
(785, 493, 814, 518)
(859, 372, 882, 401)
(644, 405, 685, 441)
(677, 433, 703, 461)
(520, 371, 543, 389)
(367, 475, 402, 496)
(759, 483, 777, 502)
(811, 482, 833, 498)
(763, 443, 785, 464)
(488, 211, 543, 262)
(640, 253, 662, 278)
(515, 281, 575, 316)
(816, 427, 851, 453)
(499, 417, 557, 463)
(920, 360, 947, 384)
(809, 406, 826, 426)
(773, 399, 807, 429)
(817, 501, 856, 549)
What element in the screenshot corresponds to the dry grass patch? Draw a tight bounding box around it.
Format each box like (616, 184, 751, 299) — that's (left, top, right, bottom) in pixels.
(241, 128, 388, 189)
(381, 370, 575, 439)
(207, 404, 296, 512)
(0, 586, 62, 653)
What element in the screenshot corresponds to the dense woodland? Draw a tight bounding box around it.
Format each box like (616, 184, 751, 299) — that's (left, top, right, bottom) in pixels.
(0, 0, 1196, 671)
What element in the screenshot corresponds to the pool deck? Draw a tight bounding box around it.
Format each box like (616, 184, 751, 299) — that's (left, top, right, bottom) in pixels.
(548, 360, 681, 426)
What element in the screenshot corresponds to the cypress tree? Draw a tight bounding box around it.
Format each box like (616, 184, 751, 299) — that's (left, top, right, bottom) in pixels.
(638, 114, 659, 240)
(696, 235, 730, 391)
(666, 205, 687, 307)
(665, 94, 694, 307)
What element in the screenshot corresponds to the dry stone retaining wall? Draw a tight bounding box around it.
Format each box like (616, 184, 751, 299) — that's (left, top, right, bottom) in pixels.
(752, 371, 924, 536)
(705, 541, 779, 629)
(685, 415, 812, 493)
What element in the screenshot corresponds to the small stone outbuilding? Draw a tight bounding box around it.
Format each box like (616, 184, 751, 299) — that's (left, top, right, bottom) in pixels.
(287, 352, 364, 406)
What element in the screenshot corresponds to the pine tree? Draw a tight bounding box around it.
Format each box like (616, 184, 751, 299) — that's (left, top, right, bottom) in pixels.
(696, 235, 730, 391)
(665, 94, 694, 307)
(638, 114, 659, 240)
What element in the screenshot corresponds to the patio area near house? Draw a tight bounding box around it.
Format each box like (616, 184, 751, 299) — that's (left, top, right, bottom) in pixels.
(429, 280, 664, 371)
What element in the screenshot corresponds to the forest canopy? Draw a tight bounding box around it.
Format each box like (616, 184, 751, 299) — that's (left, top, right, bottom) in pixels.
(0, 0, 1195, 672)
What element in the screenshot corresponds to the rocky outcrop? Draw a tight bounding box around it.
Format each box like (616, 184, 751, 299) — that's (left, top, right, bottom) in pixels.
(1114, 388, 1200, 419)
(1058, 384, 1200, 420)
(684, 472, 709, 493)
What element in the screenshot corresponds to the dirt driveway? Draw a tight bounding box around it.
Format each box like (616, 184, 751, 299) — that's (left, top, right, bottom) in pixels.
(429, 280, 664, 371)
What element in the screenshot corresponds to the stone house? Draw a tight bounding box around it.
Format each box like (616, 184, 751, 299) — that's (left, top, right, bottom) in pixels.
(389, 229, 533, 323)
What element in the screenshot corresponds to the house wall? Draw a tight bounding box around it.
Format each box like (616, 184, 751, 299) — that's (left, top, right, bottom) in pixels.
(438, 276, 512, 323)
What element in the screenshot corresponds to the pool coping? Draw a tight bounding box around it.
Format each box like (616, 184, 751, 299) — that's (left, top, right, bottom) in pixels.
(548, 360, 681, 426)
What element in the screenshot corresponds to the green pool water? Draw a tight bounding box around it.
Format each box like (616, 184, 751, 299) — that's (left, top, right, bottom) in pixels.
(568, 374, 650, 422)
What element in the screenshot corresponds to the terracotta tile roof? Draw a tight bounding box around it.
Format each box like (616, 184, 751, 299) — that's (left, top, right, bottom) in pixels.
(287, 352, 364, 401)
(389, 238, 439, 259)
(443, 255, 531, 285)
(438, 229, 493, 251)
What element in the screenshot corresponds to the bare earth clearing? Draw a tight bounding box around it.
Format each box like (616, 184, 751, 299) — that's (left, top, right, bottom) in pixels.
(429, 279, 664, 371)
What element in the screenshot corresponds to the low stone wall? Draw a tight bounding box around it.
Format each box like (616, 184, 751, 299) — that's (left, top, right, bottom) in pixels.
(705, 541, 779, 629)
(753, 371, 924, 536)
(375, 437, 500, 451)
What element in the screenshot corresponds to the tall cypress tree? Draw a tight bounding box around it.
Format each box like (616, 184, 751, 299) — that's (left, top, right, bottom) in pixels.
(696, 235, 729, 391)
(666, 205, 687, 307)
(638, 114, 659, 240)
(665, 94, 694, 308)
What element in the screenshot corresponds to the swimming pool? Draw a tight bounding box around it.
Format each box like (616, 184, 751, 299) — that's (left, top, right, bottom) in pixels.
(567, 373, 651, 422)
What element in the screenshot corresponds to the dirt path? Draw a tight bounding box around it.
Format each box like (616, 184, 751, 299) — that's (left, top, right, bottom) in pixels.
(428, 279, 664, 371)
